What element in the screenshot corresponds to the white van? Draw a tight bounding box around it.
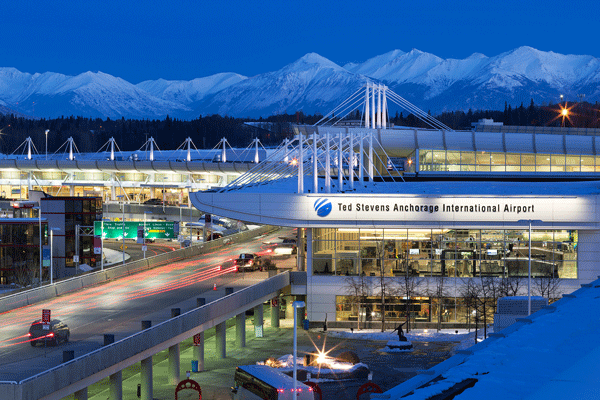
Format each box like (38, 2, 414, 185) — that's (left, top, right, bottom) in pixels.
(232, 365, 314, 400)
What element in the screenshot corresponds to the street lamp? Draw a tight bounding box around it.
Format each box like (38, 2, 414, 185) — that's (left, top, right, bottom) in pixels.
(518, 219, 543, 315)
(34, 207, 43, 286)
(144, 211, 152, 258)
(117, 195, 126, 265)
(45, 130, 49, 160)
(292, 300, 305, 395)
(163, 176, 168, 213)
(49, 227, 60, 285)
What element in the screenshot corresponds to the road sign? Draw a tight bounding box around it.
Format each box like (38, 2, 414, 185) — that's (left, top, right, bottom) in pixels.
(271, 298, 279, 307)
(73, 255, 79, 263)
(94, 221, 175, 240)
(42, 309, 51, 323)
(193, 333, 202, 345)
(94, 247, 102, 255)
(142, 245, 147, 252)
(42, 247, 50, 267)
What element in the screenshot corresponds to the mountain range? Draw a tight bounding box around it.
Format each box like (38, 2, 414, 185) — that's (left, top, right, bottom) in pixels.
(1, 46, 599, 120)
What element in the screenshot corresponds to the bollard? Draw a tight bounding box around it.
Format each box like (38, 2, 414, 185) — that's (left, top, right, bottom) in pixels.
(103, 334, 115, 346)
(225, 287, 234, 295)
(171, 308, 181, 318)
(141, 320, 152, 330)
(63, 350, 75, 363)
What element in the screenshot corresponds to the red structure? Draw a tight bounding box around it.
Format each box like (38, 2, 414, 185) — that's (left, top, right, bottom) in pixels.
(356, 381, 383, 399)
(174, 379, 202, 400)
(303, 381, 322, 400)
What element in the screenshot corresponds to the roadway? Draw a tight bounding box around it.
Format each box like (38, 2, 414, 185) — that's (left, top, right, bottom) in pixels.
(0, 228, 295, 382)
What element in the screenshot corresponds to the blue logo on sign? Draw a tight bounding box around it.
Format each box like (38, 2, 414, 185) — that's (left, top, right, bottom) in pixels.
(314, 198, 332, 217)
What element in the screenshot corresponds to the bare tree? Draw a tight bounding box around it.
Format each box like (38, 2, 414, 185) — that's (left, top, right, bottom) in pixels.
(13, 262, 34, 287)
(478, 276, 502, 338)
(396, 270, 422, 333)
(533, 264, 561, 301)
(374, 241, 397, 331)
(345, 274, 370, 330)
(427, 276, 449, 332)
(499, 261, 526, 297)
(458, 279, 478, 332)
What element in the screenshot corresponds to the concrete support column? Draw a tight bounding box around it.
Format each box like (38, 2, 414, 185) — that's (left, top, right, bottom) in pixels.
(216, 322, 226, 359)
(306, 228, 313, 276)
(193, 332, 205, 372)
(110, 173, 116, 201)
(168, 344, 180, 385)
(74, 387, 87, 400)
(236, 313, 246, 348)
(271, 296, 280, 328)
(109, 370, 122, 400)
(140, 356, 153, 400)
(254, 304, 264, 327)
(297, 228, 305, 271)
(69, 175, 75, 196)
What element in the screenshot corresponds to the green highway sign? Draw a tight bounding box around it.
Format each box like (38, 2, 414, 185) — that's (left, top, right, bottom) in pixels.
(94, 221, 175, 240)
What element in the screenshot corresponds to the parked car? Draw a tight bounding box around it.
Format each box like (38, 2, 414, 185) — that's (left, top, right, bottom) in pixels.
(235, 253, 262, 272)
(28, 319, 70, 347)
(143, 198, 164, 205)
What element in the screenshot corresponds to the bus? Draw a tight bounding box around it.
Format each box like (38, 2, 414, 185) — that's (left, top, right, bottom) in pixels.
(232, 365, 314, 400)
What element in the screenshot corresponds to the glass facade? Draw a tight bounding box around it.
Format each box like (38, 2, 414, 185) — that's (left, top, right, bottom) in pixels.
(313, 228, 577, 279)
(417, 150, 600, 173)
(0, 221, 48, 286)
(335, 294, 497, 327)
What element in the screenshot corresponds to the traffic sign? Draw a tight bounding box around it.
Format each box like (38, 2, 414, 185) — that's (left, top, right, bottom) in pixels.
(142, 245, 147, 252)
(94, 221, 175, 240)
(42, 309, 51, 323)
(94, 247, 102, 255)
(271, 298, 279, 307)
(42, 247, 50, 267)
(73, 255, 79, 263)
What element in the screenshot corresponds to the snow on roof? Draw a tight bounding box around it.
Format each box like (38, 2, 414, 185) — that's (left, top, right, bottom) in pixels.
(373, 279, 600, 399)
(217, 176, 600, 196)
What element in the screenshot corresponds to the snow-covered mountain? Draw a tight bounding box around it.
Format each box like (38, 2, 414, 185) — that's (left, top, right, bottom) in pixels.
(194, 53, 370, 117)
(1, 46, 600, 119)
(136, 72, 247, 106)
(0, 68, 190, 119)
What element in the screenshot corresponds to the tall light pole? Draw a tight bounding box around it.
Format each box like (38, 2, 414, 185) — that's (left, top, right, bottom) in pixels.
(163, 176, 168, 213)
(292, 300, 305, 396)
(118, 195, 125, 265)
(144, 211, 152, 258)
(34, 206, 43, 286)
(518, 219, 542, 315)
(45, 130, 49, 160)
(49, 228, 60, 285)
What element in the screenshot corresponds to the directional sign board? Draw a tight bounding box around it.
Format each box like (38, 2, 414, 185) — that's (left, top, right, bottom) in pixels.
(94, 221, 175, 240)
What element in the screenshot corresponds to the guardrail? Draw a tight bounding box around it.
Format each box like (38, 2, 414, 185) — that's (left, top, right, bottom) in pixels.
(0, 225, 279, 314)
(0, 272, 290, 400)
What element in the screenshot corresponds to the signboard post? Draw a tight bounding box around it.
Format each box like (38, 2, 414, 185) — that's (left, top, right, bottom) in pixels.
(42, 309, 51, 323)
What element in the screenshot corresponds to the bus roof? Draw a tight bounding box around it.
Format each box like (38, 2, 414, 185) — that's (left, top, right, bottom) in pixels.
(237, 365, 310, 389)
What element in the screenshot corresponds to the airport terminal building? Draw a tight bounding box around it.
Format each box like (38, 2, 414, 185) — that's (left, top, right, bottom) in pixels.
(191, 118, 600, 328)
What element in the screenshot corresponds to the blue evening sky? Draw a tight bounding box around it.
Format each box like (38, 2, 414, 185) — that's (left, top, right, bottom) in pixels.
(2, 0, 599, 83)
